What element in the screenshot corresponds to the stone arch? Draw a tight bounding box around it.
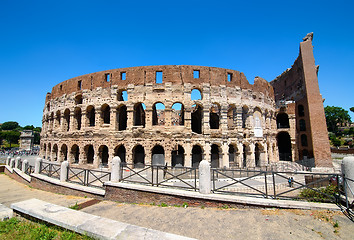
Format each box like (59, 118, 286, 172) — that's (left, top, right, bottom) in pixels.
(98, 145, 109, 167)
(242, 143, 251, 168)
(43, 143, 47, 159)
(52, 144, 58, 161)
(74, 107, 82, 130)
(211, 144, 221, 168)
(228, 144, 238, 165)
(192, 145, 203, 168)
(277, 132, 292, 161)
(171, 145, 185, 167)
(117, 104, 127, 131)
(70, 144, 80, 164)
(64, 109, 70, 131)
(84, 145, 94, 164)
(48, 143, 52, 161)
(60, 144, 68, 161)
(75, 94, 83, 104)
(55, 110, 61, 130)
(227, 104, 237, 129)
(134, 103, 146, 127)
(151, 145, 165, 166)
(86, 105, 95, 127)
(49, 112, 54, 131)
(276, 113, 290, 129)
(101, 104, 110, 124)
(191, 88, 202, 100)
(242, 105, 249, 128)
(191, 104, 203, 134)
(210, 103, 220, 129)
(152, 102, 165, 126)
(114, 145, 126, 165)
(171, 103, 184, 126)
(254, 142, 264, 167)
(117, 89, 128, 101)
(133, 145, 145, 167)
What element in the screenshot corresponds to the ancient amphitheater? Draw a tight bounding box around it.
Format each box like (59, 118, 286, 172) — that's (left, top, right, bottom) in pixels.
(40, 33, 333, 169)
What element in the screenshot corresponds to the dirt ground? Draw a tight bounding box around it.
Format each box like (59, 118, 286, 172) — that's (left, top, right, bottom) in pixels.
(1, 173, 353, 240)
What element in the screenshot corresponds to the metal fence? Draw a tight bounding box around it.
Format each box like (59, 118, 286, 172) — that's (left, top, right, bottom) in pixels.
(39, 162, 61, 179)
(67, 166, 111, 189)
(120, 164, 198, 191)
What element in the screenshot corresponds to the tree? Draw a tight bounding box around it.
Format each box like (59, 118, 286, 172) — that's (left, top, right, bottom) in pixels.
(3, 131, 20, 147)
(350, 107, 354, 113)
(324, 106, 351, 132)
(23, 125, 34, 130)
(1, 121, 19, 130)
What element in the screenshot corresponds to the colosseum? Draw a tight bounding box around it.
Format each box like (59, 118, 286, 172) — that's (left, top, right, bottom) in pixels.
(40, 33, 333, 170)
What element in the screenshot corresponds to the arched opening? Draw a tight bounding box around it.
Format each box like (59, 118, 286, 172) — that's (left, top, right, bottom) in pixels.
(227, 105, 236, 129)
(53, 144, 58, 161)
(191, 104, 203, 134)
(299, 119, 306, 131)
(172, 103, 184, 126)
(48, 143, 52, 161)
(43, 143, 47, 159)
(277, 132, 292, 161)
(191, 88, 202, 100)
(210, 103, 220, 129)
(114, 145, 126, 165)
(55, 111, 61, 130)
(228, 144, 236, 164)
(171, 145, 184, 167)
(276, 113, 290, 128)
(85, 145, 94, 164)
(255, 143, 261, 167)
(151, 145, 165, 166)
(301, 134, 308, 147)
(117, 105, 127, 131)
(99, 145, 109, 167)
(192, 145, 203, 168)
(133, 145, 145, 167)
(253, 108, 263, 137)
(152, 103, 165, 126)
(101, 104, 110, 124)
(64, 109, 70, 131)
(74, 107, 82, 130)
(49, 112, 54, 131)
(242, 144, 248, 167)
(134, 103, 146, 127)
(117, 90, 128, 101)
(86, 106, 95, 127)
(298, 105, 305, 117)
(75, 94, 83, 104)
(61, 144, 68, 161)
(211, 144, 220, 168)
(71, 145, 80, 164)
(242, 106, 249, 128)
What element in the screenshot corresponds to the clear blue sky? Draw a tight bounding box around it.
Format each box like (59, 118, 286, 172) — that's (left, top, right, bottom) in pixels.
(1, 0, 353, 127)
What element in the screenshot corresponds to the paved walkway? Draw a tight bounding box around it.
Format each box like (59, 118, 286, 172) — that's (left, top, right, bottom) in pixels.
(0, 174, 353, 240)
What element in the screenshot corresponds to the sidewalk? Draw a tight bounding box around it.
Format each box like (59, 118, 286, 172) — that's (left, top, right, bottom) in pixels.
(0, 174, 353, 240)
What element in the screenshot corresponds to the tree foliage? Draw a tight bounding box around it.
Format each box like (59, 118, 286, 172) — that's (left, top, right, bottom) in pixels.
(2, 131, 20, 147)
(324, 106, 351, 132)
(350, 107, 354, 113)
(1, 121, 19, 130)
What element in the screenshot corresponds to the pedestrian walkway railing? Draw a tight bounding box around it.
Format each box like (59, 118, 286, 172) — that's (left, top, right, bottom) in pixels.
(39, 162, 61, 179)
(67, 166, 111, 189)
(120, 164, 198, 191)
(24, 165, 34, 175)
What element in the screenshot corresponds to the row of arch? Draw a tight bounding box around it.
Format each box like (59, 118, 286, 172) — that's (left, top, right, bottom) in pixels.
(41, 141, 277, 168)
(44, 102, 275, 134)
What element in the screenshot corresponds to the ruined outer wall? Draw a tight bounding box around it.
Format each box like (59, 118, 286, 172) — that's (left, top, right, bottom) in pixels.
(270, 36, 332, 168)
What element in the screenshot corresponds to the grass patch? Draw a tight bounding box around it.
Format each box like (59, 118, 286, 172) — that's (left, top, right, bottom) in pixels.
(69, 202, 80, 210)
(299, 185, 338, 203)
(0, 217, 92, 240)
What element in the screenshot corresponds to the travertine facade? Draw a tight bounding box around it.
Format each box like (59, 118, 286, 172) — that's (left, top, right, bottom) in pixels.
(40, 33, 332, 169)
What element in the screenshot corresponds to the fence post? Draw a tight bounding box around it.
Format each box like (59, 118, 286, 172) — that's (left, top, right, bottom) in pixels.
(15, 157, 21, 169)
(6, 156, 11, 166)
(111, 156, 121, 182)
(60, 161, 69, 182)
(199, 159, 211, 194)
(10, 158, 15, 168)
(22, 160, 28, 174)
(34, 158, 42, 174)
(342, 156, 354, 199)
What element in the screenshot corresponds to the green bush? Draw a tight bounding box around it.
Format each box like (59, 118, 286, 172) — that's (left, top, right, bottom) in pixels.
(299, 184, 339, 203)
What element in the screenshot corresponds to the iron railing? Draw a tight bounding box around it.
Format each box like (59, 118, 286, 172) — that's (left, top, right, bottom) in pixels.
(39, 162, 61, 179)
(67, 166, 111, 189)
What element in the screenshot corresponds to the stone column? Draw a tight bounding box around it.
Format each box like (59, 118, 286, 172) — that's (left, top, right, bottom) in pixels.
(60, 161, 69, 182)
(15, 157, 21, 169)
(81, 110, 87, 129)
(93, 145, 99, 168)
(165, 146, 172, 166)
(203, 104, 210, 134)
(69, 113, 75, 131)
(10, 158, 15, 168)
(22, 159, 28, 173)
(236, 108, 243, 131)
(248, 143, 255, 168)
(145, 107, 153, 130)
(184, 143, 192, 167)
(199, 160, 211, 194)
(184, 107, 192, 131)
(127, 107, 134, 130)
(34, 158, 42, 174)
(204, 143, 211, 162)
(221, 143, 229, 168)
(111, 108, 117, 130)
(238, 143, 243, 167)
(79, 145, 86, 164)
(111, 156, 121, 182)
(60, 114, 65, 132)
(6, 156, 11, 166)
(164, 107, 172, 127)
(95, 107, 101, 129)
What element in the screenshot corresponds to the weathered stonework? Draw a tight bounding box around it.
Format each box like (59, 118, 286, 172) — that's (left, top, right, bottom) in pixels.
(40, 34, 332, 169)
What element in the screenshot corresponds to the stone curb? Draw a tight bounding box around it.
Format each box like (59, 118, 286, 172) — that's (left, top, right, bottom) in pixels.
(11, 199, 196, 240)
(0, 204, 13, 221)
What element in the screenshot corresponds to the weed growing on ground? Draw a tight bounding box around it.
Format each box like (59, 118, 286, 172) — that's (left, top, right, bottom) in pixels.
(69, 202, 79, 210)
(299, 185, 338, 203)
(182, 202, 188, 208)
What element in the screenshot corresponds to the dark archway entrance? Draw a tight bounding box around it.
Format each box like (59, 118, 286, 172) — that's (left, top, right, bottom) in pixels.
(172, 145, 185, 167)
(211, 144, 219, 168)
(191, 105, 203, 134)
(152, 145, 165, 166)
(192, 145, 203, 168)
(255, 143, 261, 167)
(117, 105, 127, 130)
(71, 145, 79, 163)
(114, 145, 126, 165)
(277, 132, 292, 161)
(133, 145, 145, 167)
(276, 113, 290, 129)
(99, 145, 109, 167)
(85, 145, 94, 164)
